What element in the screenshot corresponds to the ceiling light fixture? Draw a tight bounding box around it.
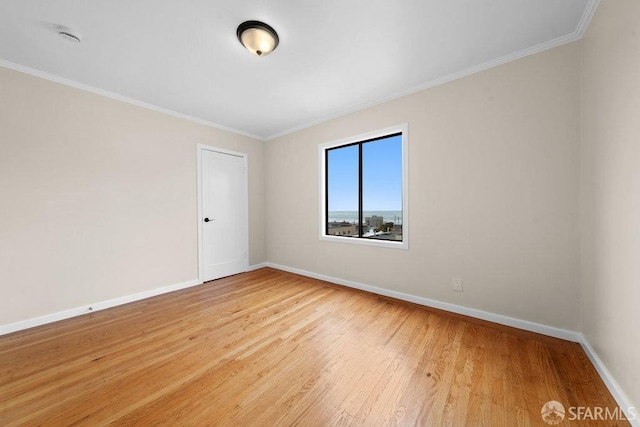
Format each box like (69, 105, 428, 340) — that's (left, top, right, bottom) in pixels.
(56, 25, 82, 43)
(236, 21, 279, 57)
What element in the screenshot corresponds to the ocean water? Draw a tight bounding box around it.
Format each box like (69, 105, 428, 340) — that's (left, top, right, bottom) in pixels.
(328, 211, 402, 224)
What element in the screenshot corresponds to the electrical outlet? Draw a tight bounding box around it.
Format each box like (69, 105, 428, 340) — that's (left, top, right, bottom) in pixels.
(452, 278, 463, 292)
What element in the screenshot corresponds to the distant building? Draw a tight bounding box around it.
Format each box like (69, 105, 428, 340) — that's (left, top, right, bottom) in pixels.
(327, 221, 358, 236)
(364, 224, 403, 241)
(365, 215, 384, 228)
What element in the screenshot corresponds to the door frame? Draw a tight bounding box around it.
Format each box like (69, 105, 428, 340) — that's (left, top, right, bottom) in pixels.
(196, 144, 249, 283)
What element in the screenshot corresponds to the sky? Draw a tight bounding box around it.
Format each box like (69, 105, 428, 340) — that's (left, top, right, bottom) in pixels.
(327, 134, 402, 212)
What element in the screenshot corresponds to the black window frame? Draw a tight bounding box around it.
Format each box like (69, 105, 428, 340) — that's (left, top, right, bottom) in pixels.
(324, 131, 404, 242)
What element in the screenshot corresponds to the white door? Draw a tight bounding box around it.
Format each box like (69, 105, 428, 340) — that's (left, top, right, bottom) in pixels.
(199, 148, 248, 282)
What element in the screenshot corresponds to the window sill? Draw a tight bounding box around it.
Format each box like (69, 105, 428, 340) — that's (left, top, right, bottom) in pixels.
(319, 234, 408, 250)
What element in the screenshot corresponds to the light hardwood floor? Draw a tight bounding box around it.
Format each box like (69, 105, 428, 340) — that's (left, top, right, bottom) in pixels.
(0, 268, 627, 426)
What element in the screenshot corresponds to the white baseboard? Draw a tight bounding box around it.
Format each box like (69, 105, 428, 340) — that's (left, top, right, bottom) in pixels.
(264, 262, 581, 342)
(263, 262, 640, 420)
(3, 264, 635, 421)
(248, 262, 268, 271)
(0, 278, 202, 336)
(580, 337, 639, 426)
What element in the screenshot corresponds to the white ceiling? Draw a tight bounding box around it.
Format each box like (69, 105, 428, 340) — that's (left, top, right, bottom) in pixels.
(0, 0, 596, 140)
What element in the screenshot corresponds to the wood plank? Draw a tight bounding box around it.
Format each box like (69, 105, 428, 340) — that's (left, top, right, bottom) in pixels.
(0, 268, 628, 426)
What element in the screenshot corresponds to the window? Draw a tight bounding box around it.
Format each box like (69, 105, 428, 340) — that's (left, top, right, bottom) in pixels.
(319, 124, 408, 249)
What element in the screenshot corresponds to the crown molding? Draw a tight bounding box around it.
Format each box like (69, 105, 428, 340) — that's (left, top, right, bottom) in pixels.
(0, 0, 601, 142)
(0, 59, 265, 141)
(265, 34, 580, 141)
(576, 0, 601, 37)
(265, 1, 601, 141)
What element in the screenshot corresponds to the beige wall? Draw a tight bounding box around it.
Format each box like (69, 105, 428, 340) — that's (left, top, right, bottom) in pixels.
(581, 0, 640, 408)
(0, 67, 265, 325)
(1, 6, 636, 409)
(266, 42, 581, 331)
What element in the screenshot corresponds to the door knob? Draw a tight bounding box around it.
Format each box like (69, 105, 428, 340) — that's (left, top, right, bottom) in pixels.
(204, 217, 213, 222)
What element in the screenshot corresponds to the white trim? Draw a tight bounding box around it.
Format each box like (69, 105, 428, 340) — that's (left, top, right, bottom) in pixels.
(576, 0, 601, 38)
(0, 2, 600, 143)
(265, 11, 601, 142)
(263, 262, 581, 342)
(318, 124, 409, 250)
(258, 261, 640, 417)
(4, 264, 635, 422)
(579, 337, 639, 426)
(197, 145, 204, 281)
(0, 278, 202, 336)
(196, 144, 250, 283)
(248, 262, 268, 271)
(0, 59, 264, 141)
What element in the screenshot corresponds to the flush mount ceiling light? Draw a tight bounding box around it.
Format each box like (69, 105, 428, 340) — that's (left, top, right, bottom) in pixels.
(56, 25, 82, 43)
(236, 20, 279, 57)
